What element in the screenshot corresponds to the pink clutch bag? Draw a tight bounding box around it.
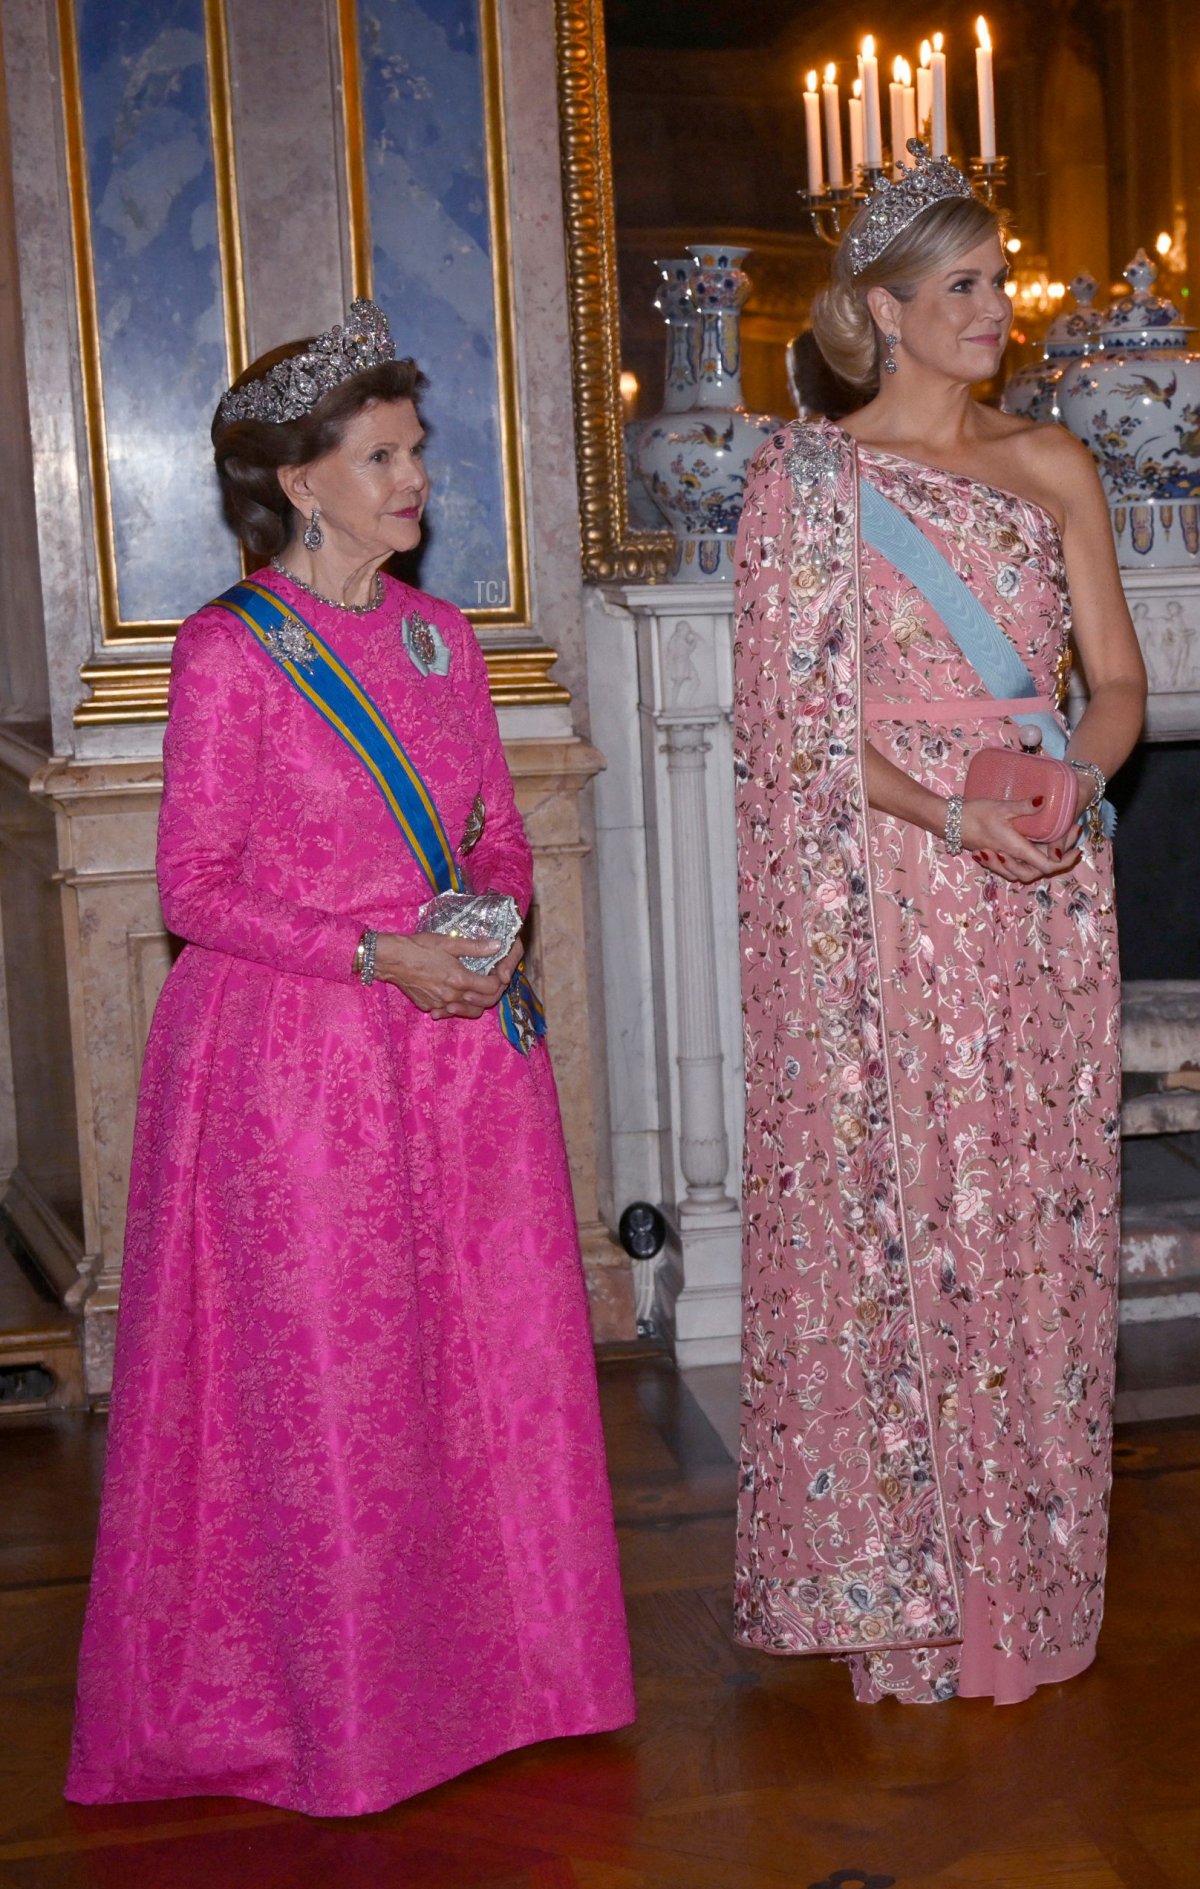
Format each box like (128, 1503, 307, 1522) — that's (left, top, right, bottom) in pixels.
(963, 747, 1078, 844)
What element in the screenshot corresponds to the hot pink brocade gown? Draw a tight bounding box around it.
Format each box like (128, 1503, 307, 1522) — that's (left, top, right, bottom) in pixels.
(66, 571, 634, 1816)
(850, 448, 1121, 1704)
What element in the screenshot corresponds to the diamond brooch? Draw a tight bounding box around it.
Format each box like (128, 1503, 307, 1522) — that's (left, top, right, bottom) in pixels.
(264, 613, 318, 669)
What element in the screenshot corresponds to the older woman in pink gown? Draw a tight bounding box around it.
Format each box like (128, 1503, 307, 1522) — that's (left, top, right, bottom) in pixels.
(734, 153, 1145, 1704)
(66, 304, 634, 1815)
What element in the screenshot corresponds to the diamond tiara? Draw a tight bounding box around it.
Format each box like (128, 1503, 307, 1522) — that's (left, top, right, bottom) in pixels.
(218, 299, 397, 427)
(846, 141, 977, 277)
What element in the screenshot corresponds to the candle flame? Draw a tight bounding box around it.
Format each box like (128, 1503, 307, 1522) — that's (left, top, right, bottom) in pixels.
(862, 34, 876, 57)
(1006, 236, 1022, 254)
(1048, 281, 1065, 300)
(893, 54, 905, 81)
(806, 69, 818, 92)
(619, 370, 639, 399)
(920, 39, 932, 66)
(933, 31, 944, 50)
(853, 77, 862, 97)
(824, 62, 837, 83)
(1156, 230, 1173, 256)
(976, 15, 991, 50)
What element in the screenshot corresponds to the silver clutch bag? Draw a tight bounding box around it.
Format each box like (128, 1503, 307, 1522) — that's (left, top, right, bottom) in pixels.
(415, 890, 521, 975)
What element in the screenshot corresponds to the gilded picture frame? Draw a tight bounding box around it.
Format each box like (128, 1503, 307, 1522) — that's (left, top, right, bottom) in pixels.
(63, 0, 564, 724)
(555, 0, 671, 583)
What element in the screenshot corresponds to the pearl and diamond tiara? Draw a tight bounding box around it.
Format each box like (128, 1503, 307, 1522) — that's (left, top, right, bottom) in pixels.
(218, 298, 397, 427)
(846, 141, 977, 276)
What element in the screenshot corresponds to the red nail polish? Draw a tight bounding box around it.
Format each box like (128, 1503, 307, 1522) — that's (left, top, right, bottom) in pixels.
(997, 854, 1006, 863)
(1032, 795, 1045, 807)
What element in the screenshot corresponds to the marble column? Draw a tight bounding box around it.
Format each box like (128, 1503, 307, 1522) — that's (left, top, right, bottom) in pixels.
(586, 582, 743, 1365)
(662, 717, 735, 1217)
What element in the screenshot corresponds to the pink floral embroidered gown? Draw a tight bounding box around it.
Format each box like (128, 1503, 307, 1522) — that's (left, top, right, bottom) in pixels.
(66, 570, 634, 1815)
(734, 421, 1120, 1706)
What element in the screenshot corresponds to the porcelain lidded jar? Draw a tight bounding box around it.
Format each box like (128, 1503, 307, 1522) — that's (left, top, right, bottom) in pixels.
(633, 244, 779, 582)
(1001, 272, 1104, 424)
(1059, 249, 1200, 568)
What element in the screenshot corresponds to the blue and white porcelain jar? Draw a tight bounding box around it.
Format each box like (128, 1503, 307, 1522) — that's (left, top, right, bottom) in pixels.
(1059, 250, 1200, 569)
(633, 244, 778, 582)
(1001, 272, 1103, 424)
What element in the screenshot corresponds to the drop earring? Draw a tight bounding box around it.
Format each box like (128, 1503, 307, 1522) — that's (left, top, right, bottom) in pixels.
(303, 507, 323, 551)
(883, 333, 899, 376)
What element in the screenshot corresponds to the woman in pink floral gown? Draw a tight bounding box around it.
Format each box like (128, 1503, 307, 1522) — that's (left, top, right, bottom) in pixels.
(734, 160, 1145, 1703)
(67, 306, 633, 1814)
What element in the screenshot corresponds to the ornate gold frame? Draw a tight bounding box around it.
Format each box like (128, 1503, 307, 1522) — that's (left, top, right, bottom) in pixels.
(69, 0, 564, 724)
(555, 0, 670, 582)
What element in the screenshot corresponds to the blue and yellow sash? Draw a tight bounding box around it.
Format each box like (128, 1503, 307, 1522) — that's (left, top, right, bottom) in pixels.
(212, 580, 545, 1053)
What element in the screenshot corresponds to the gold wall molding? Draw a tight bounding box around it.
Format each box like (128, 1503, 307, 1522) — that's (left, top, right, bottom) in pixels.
(76, 646, 567, 725)
(335, 0, 372, 301)
(203, 0, 248, 387)
(555, 0, 670, 583)
(58, 0, 246, 647)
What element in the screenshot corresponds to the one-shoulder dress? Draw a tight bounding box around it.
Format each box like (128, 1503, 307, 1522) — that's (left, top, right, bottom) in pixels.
(734, 421, 1120, 1705)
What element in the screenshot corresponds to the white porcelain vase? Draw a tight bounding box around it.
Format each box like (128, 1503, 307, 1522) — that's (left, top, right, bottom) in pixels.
(625, 257, 699, 533)
(1001, 272, 1103, 424)
(1059, 250, 1200, 569)
(633, 245, 778, 582)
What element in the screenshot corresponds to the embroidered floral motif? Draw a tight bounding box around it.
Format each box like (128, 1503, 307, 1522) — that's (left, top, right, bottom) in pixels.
(403, 610, 451, 677)
(995, 562, 1021, 598)
(263, 613, 317, 669)
(733, 424, 960, 1661)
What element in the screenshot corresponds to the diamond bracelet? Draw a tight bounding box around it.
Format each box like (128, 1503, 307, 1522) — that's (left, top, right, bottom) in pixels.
(943, 793, 965, 855)
(354, 928, 378, 986)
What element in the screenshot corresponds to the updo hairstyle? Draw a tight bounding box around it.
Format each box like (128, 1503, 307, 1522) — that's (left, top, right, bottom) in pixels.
(212, 347, 427, 560)
(810, 196, 1005, 389)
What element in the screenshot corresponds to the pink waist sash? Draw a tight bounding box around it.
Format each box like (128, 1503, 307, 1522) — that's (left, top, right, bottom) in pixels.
(864, 693, 1058, 726)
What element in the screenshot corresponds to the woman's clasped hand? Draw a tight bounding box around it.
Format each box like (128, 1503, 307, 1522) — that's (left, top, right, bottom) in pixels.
(960, 788, 1085, 882)
(373, 929, 523, 1019)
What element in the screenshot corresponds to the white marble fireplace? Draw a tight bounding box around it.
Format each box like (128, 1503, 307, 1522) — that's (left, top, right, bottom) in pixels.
(587, 566, 1200, 1366)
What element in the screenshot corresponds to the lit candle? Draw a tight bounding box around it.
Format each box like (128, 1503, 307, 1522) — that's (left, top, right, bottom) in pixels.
(917, 41, 933, 137)
(849, 78, 865, 178)
(861, 36, 883, 170)
(976, 16, 996, 162)
(931, 32, 948, 158)
(822, 64, 845, 189)
(890, 57, 907, 172)
(804, 69, 825, 195)
(902, 59, 917, 160)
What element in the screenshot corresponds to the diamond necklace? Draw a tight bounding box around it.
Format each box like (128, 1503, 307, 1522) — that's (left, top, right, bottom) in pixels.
(270, 557, 385, 615)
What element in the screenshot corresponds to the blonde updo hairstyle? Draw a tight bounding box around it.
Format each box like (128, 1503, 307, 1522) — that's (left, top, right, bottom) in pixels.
(811, 195, 1006, 389)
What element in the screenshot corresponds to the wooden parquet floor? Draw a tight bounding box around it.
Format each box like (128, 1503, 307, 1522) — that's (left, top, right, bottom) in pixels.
(1, 1357, 1198, 1888)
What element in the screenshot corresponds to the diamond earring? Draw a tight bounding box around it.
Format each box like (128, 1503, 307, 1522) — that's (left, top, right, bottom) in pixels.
(883, 333, 899, 376)
(303, 507, 323, 551)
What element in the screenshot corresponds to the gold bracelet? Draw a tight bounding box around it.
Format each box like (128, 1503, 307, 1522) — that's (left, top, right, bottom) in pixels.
(352, 935, 366, 979)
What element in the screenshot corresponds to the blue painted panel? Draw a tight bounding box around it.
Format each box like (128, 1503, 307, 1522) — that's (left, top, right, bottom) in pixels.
(77, 0, 238, 624)
(358, 1, 512, 610)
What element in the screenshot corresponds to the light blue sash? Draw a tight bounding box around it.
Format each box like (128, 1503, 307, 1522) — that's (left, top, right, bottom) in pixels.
(212, 580, 546, 1054)
(859, 479, 1115, 835)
